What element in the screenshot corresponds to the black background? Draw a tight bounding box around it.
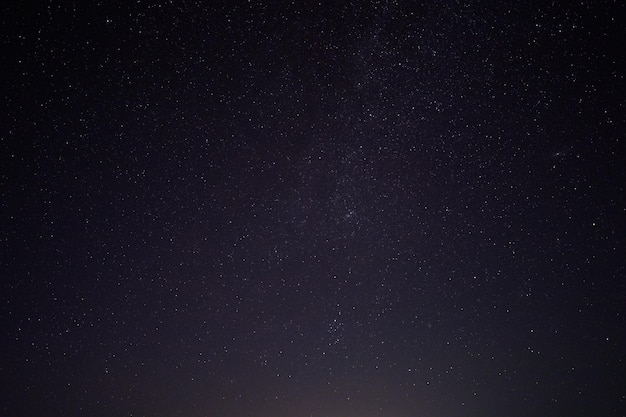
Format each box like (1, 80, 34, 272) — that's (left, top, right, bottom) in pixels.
(1, 1, 625, 416)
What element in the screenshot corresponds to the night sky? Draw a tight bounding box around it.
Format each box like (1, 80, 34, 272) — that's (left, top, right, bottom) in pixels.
(1, 1, 625, 416)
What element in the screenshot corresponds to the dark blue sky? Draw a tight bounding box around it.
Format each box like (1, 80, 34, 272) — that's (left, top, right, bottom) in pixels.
(1, 1, 625, 416)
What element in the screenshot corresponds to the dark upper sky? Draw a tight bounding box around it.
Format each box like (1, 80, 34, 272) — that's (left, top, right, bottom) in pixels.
(1, 1, 625, 416)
